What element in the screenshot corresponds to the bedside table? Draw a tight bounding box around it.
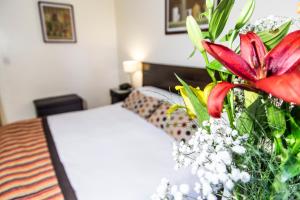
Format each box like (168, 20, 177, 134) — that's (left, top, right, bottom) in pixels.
(34, 94, 84, 117)
(110, 88, 132, 104)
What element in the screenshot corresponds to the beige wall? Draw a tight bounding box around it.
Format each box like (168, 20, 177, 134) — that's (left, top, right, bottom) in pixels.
(0, 0, 120, 123)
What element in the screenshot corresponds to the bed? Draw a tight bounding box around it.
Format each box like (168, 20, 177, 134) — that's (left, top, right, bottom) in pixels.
(0, 63, 211, 200)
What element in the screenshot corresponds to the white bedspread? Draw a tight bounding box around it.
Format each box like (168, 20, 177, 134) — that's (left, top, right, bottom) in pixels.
(47, 103, 192, 200)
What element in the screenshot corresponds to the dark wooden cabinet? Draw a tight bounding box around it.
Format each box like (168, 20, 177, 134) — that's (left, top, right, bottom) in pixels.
(34, 94, 84, 117)
(110, 89, 131, 104)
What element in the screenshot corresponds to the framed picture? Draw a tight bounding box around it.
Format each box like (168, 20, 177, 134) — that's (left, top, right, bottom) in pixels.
(165, 0, 218, 34)
(38, 1, 77, 43)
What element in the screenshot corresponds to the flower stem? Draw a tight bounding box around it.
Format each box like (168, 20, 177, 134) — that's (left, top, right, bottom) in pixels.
(225, 102, 234, 128)
(229, 29, 237, 49)
(201, 52, 216, 83)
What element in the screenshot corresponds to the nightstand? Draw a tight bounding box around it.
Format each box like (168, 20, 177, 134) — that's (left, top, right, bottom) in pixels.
(110, 88, 132, 104)
(34, 94, 84, 117)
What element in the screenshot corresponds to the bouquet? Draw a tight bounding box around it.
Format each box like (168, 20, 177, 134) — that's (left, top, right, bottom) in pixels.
(152, 0, 300, 199)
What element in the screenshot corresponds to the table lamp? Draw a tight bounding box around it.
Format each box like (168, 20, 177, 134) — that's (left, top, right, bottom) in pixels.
(123, 60, 142, 87)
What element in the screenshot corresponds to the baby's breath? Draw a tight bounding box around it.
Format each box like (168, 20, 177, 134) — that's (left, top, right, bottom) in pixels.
(240, 15, 298, 33)
(152, 118, 250, 200)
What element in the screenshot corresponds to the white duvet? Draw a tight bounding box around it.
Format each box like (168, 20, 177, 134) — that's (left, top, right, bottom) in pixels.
(47, 103, 192, 200)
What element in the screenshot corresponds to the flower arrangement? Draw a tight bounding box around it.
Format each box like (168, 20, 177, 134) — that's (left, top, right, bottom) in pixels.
(152, 0, 300, 199)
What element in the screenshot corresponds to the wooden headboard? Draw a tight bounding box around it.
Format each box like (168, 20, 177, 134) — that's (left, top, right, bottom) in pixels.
(142, 62, 211, 92)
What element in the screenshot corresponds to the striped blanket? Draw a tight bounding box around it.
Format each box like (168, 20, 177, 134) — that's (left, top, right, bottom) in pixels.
(0, 119, 64, 200)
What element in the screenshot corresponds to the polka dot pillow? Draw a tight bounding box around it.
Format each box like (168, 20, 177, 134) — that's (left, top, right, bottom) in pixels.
(148, 102, 198, 142)
(122, 90, 162, 119)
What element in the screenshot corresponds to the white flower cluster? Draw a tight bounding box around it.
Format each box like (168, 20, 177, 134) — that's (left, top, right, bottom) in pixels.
(151, 178, 190, 200)
(231, 78, 246, 118)
(268, 94, 284, 108)
(240, 15, 300, 33)
(152, 117, 250, 200)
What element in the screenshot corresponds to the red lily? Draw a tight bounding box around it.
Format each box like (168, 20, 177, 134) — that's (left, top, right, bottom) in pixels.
(202, 31, 300, 118)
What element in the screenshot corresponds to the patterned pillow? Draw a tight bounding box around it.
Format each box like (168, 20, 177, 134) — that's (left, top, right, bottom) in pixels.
(148, 102, 198, 142)
(122, 90, 140, 110)
(122, 90, 162, 119)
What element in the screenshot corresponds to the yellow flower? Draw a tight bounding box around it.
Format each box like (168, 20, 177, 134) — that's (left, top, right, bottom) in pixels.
(203, 83, 216, 105)
(167, 104, 196, 119)
(172, 83, 215, 118)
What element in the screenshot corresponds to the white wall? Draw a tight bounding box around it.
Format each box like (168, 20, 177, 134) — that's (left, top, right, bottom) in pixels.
(115, 0, 299, 83)
(0, 0, 119, 123)
(1, 0, 298, 124)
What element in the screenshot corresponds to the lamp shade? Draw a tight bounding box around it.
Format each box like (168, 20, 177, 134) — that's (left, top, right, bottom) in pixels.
(123, 60, 142, 73)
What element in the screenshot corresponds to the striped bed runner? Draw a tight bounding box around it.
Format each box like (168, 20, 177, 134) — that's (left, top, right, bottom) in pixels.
(0, 118, 64, 200)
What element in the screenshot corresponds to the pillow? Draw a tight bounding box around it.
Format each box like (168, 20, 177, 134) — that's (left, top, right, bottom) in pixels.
(137, 86, 184, 105)
(122, 90, 162, 119)
(148, 102, 197, 142)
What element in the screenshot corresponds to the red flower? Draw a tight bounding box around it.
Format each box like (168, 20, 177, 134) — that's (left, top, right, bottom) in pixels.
(202, 31, 300, 118)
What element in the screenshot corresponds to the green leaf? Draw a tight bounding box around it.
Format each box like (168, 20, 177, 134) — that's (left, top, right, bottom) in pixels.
(219, 72, 229, 81)
(206, 68, 216, 83)
(291, 106, 300, 125)
(220, 30, 234, 42)
(280, 155, 300, 182)
(258, 21, 292, 50)
(202, 31, 211, 39)
(201, 12, 209, 20)
(291, 116, 300, 141)
(228, 29, 239, 46)
(273, 176, 289, 199)
(235, 0, 256, 30)
(207, 60, 232, 74)
(273, 155, 300, 198)
(220, 29, 239, 44)
(209, 0, 235, 40)
(286, 134, 296, 147)
(237, 112, 253, 135)
(266, 104, 286, 138)
(289, 116, 300, 154)
(175, 75, 209, 124)
(196, 10, 209, 19)
(186, 16, 205, 53)
(188, 48, 197, 59)
(236, 97, 266, 135)
(219, 0, 255, 42)
(244, 91, 259, 108)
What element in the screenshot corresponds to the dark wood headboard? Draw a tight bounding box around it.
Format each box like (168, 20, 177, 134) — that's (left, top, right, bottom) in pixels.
(142, 62, 212, 92)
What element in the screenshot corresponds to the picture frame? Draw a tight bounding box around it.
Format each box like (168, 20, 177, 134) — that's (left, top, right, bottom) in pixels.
(38, 1, 77, 43)
(165, 0, 219, 34)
